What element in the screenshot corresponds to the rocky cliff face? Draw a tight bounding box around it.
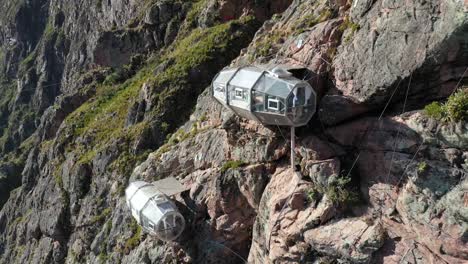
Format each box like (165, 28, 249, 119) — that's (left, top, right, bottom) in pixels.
(0, 0, 467, 263)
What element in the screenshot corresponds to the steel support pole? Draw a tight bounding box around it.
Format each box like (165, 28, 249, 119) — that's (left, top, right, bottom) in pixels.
(291, 126, 295, 170)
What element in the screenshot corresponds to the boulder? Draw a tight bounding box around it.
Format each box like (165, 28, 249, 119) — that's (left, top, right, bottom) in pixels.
(304, 218, 385, 263)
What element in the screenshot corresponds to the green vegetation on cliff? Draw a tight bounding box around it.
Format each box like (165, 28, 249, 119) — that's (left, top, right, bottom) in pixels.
(424, 89, 468, 122)
(122, 219, 142, 254)
(221, 160, 247, 173)
(307, 174, 358, 206)
(50, 5, 259, 201)
(0, 79, 15, 137)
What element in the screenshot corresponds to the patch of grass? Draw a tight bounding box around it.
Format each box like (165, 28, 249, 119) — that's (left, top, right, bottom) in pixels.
(254, 29, 286, 58)
(0, 109, 34, 153)
(9, 209, 33, 228)
(339, 16, 360, 43)
(102, 60, 142, 85)
(296, 7, 333, 31)
(98, 251, 108, 264)
(339, 16, 360, 33)
(51, 161, 70, 208)
(170, 128, 190, 144)
(317, 8, 333, 23)
(15, 245, 25, 263)
(62, 67, 150, 164)
(54, 29, 67, 49)
(105, 220, 113, 233)
(0, 80, 16, 134)
(424, 89, 468, 122)
(77, 148, 97, 165)
(18, 51, 37, 75)
(123, 219, 142, 254)
(116, 184, 126, 197)
(292, 1, 339, 34)
(103, 70, 124, 85)
(43, 20, 55, 39)
(20, 52, 36, 68)
(220, 160, 247, 173)
(445, 89, 468, 122)
(417, 161, 428, 173)
(256, 41, 273, 58)
(424, 102, 445, 120)
(152, 123, 207, 160)
(167, 123, 205, 145)
(11, 216, 25, 227)
(110, 146, 152, 175)
(0, 77, 16, 107)
(0, 48, 4, 67)
(97, 226, 111, 264)
(160, 122, 169, 132)
(96, 217, 114, 263)
(0, 134, 34, 203)
(152, 143, 173, 160)
(54, 166, 64, 189)
(306, 188, 320, 203)
(307, 175, 358, 206)
(178, 0, 206, 37)
(92, 208, 112, 224)
(199, 112, 208, 122)
(326, 47, 337, 59)
(350, 22, 360, 32)
(295, 14, 318, 30)
(40, 140, 54, 152)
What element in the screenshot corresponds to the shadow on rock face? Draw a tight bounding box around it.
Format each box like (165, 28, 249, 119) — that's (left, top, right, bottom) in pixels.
(327, 112, 468, 263)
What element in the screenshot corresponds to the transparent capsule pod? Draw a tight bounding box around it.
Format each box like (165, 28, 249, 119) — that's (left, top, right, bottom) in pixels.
(125, 181, 185, 241)
(212, 65, 316, 127)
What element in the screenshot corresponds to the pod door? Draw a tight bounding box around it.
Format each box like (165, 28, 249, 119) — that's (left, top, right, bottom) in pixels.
(286, 85, 315, 126)
(156, 211, 185, 241)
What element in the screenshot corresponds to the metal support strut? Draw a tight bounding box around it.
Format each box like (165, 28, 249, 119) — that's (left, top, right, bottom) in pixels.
(291, 126, 295, 170)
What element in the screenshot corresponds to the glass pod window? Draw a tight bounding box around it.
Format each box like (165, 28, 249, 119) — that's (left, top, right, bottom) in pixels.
(254, 75, 291, 99)
(266, 95, 285, 113)
(268, 98, 280, 110)
(214, 83, 225, 93)
(287, 86, 314, 124)
(228, 84, 250, 110)
(213, 83, 226, 101)
(252, 91, 265, 112)
(234, 88, 248, 100)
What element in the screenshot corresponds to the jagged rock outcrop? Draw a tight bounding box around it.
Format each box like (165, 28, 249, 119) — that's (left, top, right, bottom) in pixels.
(0, 0, 155, 202)
(325, 112, 468, 263)
(335, 0, 466, 106)
(0, 0, 467, 263)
